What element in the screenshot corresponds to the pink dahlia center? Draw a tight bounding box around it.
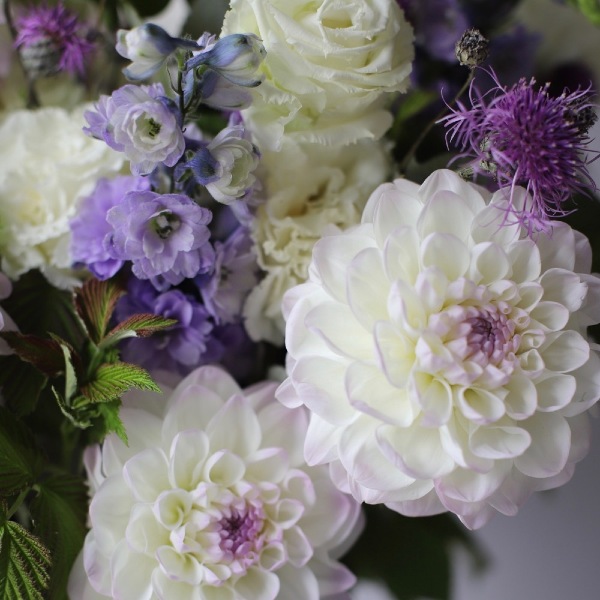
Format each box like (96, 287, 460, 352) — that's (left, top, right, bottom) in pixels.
(216, 502, 266, 563)
(464, 308, 519, 366)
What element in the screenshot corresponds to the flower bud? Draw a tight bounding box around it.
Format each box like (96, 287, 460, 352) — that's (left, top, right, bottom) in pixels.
(186, 33, 266, 87)
(455, 28, 489, 68)
(116, 23, 198, 81)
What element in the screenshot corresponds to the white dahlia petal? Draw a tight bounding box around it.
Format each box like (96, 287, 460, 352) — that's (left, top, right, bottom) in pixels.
(69, 366, 361, 598)
(280, 169, 600, 528)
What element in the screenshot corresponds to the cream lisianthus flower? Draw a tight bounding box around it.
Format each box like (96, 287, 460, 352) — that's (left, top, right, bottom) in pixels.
(244, 139, 391, 344)
(0, 106, 123, 287)
(68, 365, 362, 600)
(279, 169, 600, 529)
(221, 0, 414, 150)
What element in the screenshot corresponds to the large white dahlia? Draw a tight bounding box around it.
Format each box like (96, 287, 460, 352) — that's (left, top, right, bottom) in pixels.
(68, 366, 361, 599)
(278, 169, 600, 529)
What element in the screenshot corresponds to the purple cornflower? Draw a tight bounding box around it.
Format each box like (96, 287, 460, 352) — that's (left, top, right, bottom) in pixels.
(441, 70, 597, 232)
(116, 278, 223, 375)
(15, 2, 93, 76)
(106, 190, 215, 290)
(70, 175, 150, 279)
(196, 226, 259, 324)
(84, 83, 185, 176)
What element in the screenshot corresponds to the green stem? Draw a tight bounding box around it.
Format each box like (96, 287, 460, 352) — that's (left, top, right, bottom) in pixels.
(7, 488, 30, 519)
(398, 70, 475, 175)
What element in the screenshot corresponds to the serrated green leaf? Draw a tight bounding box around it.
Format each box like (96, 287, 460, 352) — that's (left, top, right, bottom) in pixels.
(0, 356, 47, 417)
(0, 408, 43, 497)
(102, 312, 177, 348)
(57, 343, 78, 404)
(97, 401, 129, 444)
(0, 521, 51, 600)
(30, 474, 87, 600)
(0, 333, 65, 377)
(73, 278, 125, 344)
(81, 361, 161, 404)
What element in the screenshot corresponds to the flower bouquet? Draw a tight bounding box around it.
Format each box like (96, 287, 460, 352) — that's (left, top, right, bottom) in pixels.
(1, 0, 600, 599)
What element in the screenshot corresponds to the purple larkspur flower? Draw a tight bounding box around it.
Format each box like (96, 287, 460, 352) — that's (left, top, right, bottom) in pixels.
(441, 70, 597, 232)
(196, 226, 259, 324)
(116, 278, 223, 375)
(70, 175, 150, 279)
(84, 83, 185, 176)
(107, 190, 215, 289)
(15, 1, 93, 76)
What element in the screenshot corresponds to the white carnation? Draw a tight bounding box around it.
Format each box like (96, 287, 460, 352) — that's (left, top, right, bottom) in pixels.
(68, 365, 362, 600)
(279, 169, 600, 529)
(244, 139, 391, 344)
(0, 107, 123, 287)
(221, 0, 414, 150)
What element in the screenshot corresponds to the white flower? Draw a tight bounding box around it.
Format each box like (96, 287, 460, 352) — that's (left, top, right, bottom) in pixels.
(244, 139, 391, 344)
(68, 365, 361, 599)
(204, 125, 261, 204)
(278, 169, 600, 529)
(221, 0, 414, 150)
(0, 107, 124, 287)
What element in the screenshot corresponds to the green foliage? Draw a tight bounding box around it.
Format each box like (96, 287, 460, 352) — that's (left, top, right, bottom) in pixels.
(30, 475, 88, 600)
(343, 506, 487, 600)
(101, 313, 177, 347)
(81, 361, 161, 404)
(0, 356, 46, 417)
(0, 408, 43, 497)
(567, 0, 600, 25)
(0, 518, 51, 600)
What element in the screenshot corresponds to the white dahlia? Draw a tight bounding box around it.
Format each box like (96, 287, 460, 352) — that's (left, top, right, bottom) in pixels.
(278, 169, 600, 529)
(68, 365, 361, 599)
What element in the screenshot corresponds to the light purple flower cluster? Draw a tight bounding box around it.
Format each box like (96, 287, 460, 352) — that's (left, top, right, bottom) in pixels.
(84, 83, 185, 176)
(15, 1, 93, 76)
(70, 176, 150, 280)
(441, 70, 597, 231)
(107, 190, 214, 289)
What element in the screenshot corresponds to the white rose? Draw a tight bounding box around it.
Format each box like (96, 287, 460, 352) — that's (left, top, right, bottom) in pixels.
(243, 138, 391, 344)
(0, 107, 124, 287)
(221, 0, 414, 150)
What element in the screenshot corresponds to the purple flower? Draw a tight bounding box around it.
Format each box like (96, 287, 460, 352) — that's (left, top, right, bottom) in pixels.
(70, 175, 150, 279)
(15, 1, 93, 76)
(84, 83, 185, 176)
(441, 70, 597, 232)
(116, 278, 223, 375)
(196, 227, 259, 324)
(107, 190, 215, 289)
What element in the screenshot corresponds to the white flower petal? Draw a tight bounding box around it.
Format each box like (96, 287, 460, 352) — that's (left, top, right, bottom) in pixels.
(110, 540, 155, 600)
(507, 239, 541, 283)
(469, 424, 531, 459)
(417, 190, 475, 242)
(535, 373, 577, 412)
(169, 430, 210, 490)
(540, 330, 590, 373)
(123, 448, 170, 502)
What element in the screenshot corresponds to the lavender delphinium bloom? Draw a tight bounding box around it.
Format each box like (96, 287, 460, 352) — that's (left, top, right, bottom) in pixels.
(116, 278, 223, 375)
(107, 190, 215, 289)
(84, 83, 185, 176)
(70, 175, 150, 279)
(15, 1, 93, 77)
(441, 70, 597, 232)
(196, 226, 259, 324)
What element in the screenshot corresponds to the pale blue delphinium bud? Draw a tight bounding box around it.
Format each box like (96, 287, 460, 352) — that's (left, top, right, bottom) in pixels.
(186, 33, 266, 87)
(116, 23, 199, 81)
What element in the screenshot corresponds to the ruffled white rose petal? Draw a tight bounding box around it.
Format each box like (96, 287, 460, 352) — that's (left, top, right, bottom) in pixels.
(68, 366, 361, 599)
(279, 169, 600, 529)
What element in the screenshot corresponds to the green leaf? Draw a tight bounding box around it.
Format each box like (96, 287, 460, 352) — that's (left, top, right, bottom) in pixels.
(567, 0, 600, 25)
(0, 333, 65, 377)
(81, 361, 161, 404)
(1, 270, 81, 343)
(73, 278, 125, 345)
(102, 313, 177, 347)
(0, 408, 43, 497)
(98, 401, 129, 444)
(0, 356, 47, 417)
(30, 474, 87, 600)
(0, 521, 51, 599)
(343, 506, 452, 600)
